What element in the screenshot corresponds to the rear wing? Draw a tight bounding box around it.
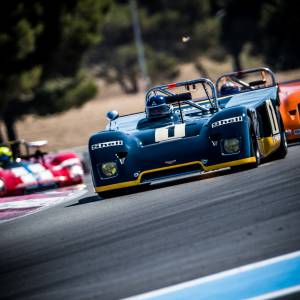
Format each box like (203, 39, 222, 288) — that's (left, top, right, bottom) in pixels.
(216, 67, 277, 97)
(145, 78, 219, 111)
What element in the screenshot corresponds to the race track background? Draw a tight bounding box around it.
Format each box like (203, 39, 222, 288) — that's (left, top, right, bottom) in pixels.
(0, 145, 299, 299)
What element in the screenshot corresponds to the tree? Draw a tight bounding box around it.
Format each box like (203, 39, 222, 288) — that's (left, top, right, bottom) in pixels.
(86, 2, 181, 93)
(0, 0, 110, 142)
(85, 3, 146, 94)
(217, 0, 263, 71)
(259, 0, 300, 70)
(217, 0, 300, 71)
(85, 0, 219, 92)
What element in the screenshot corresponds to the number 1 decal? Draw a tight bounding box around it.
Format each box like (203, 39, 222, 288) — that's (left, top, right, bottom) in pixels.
(155, 123, 186, 142)
(266, 99, 279, 135)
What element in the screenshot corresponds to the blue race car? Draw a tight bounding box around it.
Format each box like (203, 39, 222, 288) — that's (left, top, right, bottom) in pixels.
(89, 67, 287, 196)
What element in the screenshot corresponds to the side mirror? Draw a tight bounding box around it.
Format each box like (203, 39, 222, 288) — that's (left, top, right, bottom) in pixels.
(106, 110, 119, 130)
(106, 110, 119, 122)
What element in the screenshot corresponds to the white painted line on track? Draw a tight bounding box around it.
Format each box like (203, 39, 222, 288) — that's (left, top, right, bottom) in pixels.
(0, 185, 87, 224)
(0, 197, 69, 210)
(246, 284, 300, 300)
(124, 250, 300, 300)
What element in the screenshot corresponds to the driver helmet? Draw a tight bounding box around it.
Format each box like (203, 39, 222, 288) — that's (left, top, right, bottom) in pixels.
(0, 146, 12, 163)
(219, 81, 240, 96)
(146, 95, 172, 119)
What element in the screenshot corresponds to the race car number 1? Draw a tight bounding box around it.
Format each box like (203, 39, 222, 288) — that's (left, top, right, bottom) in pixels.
(155, 123, 186, 142)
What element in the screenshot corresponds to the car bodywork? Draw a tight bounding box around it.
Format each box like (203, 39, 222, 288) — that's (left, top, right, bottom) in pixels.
(278, 79, 300, 141)
(0, 140, 84, 197)
(89, 67, 287, 195)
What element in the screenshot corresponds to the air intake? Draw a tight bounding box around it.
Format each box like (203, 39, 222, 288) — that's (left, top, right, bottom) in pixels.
(141, 163, 202, 183)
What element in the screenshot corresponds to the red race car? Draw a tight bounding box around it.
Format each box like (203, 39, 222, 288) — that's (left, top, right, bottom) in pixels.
(279, 79, 300, 141)
(0, 140, 84, 197)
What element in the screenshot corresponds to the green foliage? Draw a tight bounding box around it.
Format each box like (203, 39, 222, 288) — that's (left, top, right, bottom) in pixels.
(85, 3, 141, 93)
(0, 0, 110, 140)
(146, 48, 180, 84)
(193, 16, 224, 61)
(218, 0, 263, 70)
(259, 0, 300, 70)
(34, 73, 97, 116)
(1, 0, 298, 143)
(85, 0, 219, 92)
(141, 0, 214, 60)
(218, 0, 300, 70)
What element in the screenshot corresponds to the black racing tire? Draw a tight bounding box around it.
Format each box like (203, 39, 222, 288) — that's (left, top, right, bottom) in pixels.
(250, 132, 261, 167)
(270, 130, 288, 160)
(267, 111, 288, 161)
(231, 119, 260, 171)
(242, 129, 261, 169)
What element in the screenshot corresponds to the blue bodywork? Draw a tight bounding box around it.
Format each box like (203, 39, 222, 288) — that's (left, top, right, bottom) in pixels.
(89, 75, 284, 194)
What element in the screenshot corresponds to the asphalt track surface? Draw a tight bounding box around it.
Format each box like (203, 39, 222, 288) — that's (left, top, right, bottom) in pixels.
(0, 145, 300, 300)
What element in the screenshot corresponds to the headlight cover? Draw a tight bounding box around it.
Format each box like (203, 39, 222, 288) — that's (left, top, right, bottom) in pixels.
(223, 138, 240, 154)
(101, 162, 118, 178)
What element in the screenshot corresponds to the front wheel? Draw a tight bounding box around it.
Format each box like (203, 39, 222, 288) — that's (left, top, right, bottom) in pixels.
(251, 133, 261, 167)
(270, 131, 288, 160)
(231, 126, 260, 171)
(245, 131, 261, 168)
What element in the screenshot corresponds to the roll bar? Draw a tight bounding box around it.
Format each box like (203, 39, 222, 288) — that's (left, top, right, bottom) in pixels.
(216, 67, 277, 94)
(145, 78, 219, 110)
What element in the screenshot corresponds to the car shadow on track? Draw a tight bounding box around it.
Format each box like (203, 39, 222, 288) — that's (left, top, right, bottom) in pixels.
(288, 140, 300, 147)
(67, 195, 101, 207)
